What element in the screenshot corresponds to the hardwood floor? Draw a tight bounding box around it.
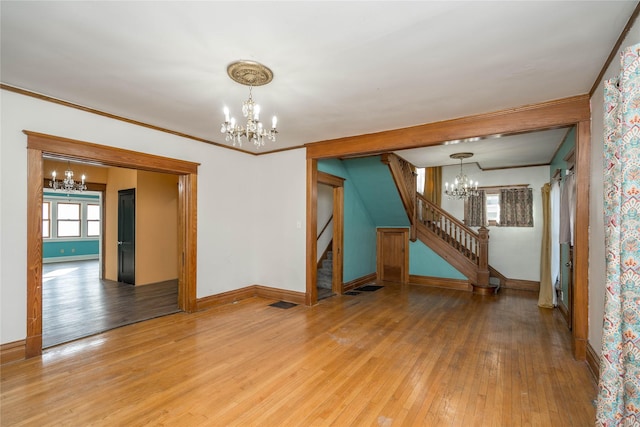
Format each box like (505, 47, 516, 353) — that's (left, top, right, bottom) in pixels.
(2, 283, 596, 425)
(43, 260, 179, 348)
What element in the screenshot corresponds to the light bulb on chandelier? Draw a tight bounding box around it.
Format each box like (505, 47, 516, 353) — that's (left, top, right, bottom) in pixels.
(444, 153, 478, 200)
(221, 60, 278, 149)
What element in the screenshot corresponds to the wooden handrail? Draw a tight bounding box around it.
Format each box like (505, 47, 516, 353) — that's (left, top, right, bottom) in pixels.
(381, 153, 417, 240)
(317, 215, 333, 241)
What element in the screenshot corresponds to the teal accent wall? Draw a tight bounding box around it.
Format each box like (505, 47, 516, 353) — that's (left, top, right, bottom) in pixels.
(550, 127, 576, 309)
(44, 191, 100, 200)
(318, 159, 377, 282)
(319, 156, 464, 282)
(409, 240, 467, 279)
(43, 239, 99, 258)
(342, 157, 410, 226)
(550, 127, 576, 178)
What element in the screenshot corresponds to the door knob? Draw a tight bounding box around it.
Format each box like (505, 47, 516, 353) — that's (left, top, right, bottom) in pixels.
(118, 241, 123, 245)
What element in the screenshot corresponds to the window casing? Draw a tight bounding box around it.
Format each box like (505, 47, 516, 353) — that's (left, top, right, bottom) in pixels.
(42, 193, 102, 239)
(87, 204, 101, 237)
(42, 201, 51, 238)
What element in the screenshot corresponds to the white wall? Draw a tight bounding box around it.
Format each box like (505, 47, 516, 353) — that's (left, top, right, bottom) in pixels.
(441, 163, 548, 281)
(589, 26, 640, 356)
(0, 90, 307, 344)
(252, 149, 307, 292)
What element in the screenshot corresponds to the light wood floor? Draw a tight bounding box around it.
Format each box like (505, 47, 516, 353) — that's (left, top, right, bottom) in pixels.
(43, 260, 179, 348)
(1, 283, 596, 426)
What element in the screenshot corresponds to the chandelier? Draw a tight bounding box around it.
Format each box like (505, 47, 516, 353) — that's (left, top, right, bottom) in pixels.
(49, 162, 86, 192)
(445, 153, 478, 200)
(221, 60, 278, 149)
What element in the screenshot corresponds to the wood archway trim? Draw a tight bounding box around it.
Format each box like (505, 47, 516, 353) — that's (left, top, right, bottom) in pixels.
(25, 131, 199, 358)
(305, 95, 591, 360)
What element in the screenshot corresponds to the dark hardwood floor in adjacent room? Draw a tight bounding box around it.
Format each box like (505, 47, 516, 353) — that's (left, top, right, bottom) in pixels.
(4, 283, 596, 425)
(43, 260, 179, 348)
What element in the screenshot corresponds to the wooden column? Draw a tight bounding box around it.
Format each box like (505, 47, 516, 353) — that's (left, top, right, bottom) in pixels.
(472, 226, 492, 295)
(26, 148, 43, 357)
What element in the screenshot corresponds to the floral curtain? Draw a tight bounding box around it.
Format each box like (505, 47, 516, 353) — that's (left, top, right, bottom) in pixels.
(596, 43, 640, 425)
(465, 190, 485, 227)
(499, 188, 533, 227)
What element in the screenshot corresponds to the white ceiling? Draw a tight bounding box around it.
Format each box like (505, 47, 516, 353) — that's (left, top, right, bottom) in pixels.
(1, 1, 637, 167)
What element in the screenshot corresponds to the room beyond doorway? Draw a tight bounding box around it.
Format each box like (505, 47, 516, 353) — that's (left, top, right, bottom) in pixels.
(42, 260, 179, 348)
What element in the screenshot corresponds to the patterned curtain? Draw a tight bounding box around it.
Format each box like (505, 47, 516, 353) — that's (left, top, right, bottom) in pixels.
(465, 190, 485, 227)
(499, 188, 533, 227)
(596, 43, 640, 425)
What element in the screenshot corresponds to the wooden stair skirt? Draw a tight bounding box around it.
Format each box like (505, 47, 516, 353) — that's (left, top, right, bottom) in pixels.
(416, 221, 494, 294)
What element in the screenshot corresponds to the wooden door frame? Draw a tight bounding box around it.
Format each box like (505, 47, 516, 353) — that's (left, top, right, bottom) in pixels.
(322, 172, 344, 296)
(305, 169, 344, 305)
(305, 95, 591, 360)
(376, 228, 409, 283)
(26, 131, 199, 358)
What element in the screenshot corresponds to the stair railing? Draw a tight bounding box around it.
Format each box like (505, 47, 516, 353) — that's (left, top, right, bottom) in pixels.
(317, 215, 333, 241)
(417, 194, 489, 286)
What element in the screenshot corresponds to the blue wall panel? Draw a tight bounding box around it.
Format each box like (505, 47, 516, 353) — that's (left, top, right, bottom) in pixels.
(318, 159, 377, 282)
(43, 239, 99, 259)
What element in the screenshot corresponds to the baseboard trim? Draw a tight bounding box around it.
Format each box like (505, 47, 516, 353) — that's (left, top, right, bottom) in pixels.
(503, 279, 540, 292)
(586, 341, 600, 382)
(254, 285, 306, 305)
(1, 340, 26, 365)
(196, 285, 306, 311)
(409, 275, 472, 292)
(342, 273, 377, 292)
(196, 287, 255, 311)
(43, 255, 100, 264)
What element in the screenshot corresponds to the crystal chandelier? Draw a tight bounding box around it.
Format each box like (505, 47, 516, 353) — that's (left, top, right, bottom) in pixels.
(49, 162, 86, 192)
(221, 60, 278, 149)
(445, 153, 478, 200)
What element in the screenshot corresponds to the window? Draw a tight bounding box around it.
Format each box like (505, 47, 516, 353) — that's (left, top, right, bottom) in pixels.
(86, 204, 101, 237)
(485, 192, 500, 226)
(57, 202, 81, 237)
(42, 202, 50, 238)
(465, 185, 532, 227)
(43, 194, 102, 239)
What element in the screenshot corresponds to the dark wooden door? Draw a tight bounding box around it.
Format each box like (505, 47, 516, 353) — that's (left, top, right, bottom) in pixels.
(118, 189, 135, 284)
(377, 228, 409, 283)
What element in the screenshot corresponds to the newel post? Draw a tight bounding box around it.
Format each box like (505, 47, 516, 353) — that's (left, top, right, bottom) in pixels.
(472, 226, 492, 294)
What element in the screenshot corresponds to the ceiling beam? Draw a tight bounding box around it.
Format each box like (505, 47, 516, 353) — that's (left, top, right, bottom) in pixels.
(305, 95, 590, 159)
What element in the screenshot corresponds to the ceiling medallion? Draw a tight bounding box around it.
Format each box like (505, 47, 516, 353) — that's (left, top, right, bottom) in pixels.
(221, 60, 278, 149)
(445, 153, 479, 200)
(226, 60, 274, 86)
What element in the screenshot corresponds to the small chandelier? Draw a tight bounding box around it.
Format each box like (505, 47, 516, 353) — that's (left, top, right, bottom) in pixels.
(221, 60, 278, 149)
(445, 153, 478, 200)
(50, 162, 86, 192)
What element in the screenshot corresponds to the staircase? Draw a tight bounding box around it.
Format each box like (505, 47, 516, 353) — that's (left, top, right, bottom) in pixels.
(317, 250, 334, 299)
(383, 154, 496, 294)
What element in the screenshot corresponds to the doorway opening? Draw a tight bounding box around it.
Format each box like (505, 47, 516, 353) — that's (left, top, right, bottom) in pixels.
(27, 131, 198, 358)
